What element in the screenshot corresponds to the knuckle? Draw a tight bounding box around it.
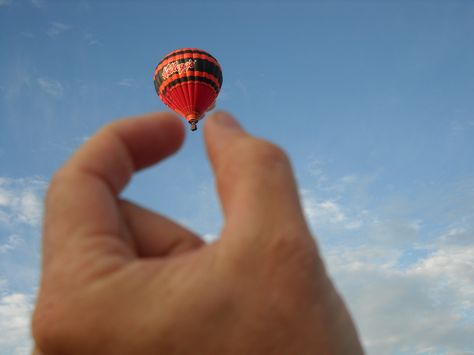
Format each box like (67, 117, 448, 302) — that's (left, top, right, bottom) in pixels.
(88, 122, 120, 148)
(261, 235, 320, 304)
(98, 120, 119, 135)
(100, 123, 120, 141)
(242, 138, 289, 167)
(267, 231, 309, 262)
(262, 224, 318, 273)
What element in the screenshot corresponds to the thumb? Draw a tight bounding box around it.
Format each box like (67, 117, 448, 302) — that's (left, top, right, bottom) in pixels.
(203, 111, 310, 248)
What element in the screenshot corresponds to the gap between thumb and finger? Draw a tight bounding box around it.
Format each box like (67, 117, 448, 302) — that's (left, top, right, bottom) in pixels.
(119, 200, 204, 257)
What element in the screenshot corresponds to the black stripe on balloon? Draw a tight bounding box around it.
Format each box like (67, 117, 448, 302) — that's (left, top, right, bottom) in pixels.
(156, 53, 220, 86)
(161, 49, 218, 63)
(155, 58, 223, 88)
(160, 75, 219, 96)
(153, 79, 161, 96)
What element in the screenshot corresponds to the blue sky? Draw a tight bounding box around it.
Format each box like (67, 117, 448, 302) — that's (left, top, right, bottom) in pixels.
(1, 1, 474, 354)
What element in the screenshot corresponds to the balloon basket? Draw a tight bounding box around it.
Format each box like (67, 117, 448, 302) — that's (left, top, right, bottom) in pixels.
(189, 119, 198, 132)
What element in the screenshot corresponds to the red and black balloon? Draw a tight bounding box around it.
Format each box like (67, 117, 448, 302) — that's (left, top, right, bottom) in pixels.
(153, 48, 223, 131)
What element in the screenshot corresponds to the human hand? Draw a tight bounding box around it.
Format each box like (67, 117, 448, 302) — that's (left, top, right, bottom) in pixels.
(32, 111, 364, 354)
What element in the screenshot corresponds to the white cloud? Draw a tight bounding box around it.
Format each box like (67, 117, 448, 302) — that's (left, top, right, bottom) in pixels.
(202, 233, 217, 243)
(0, 234, 23, 253)
(0, 176, 45, 228)
(37, 77, 64, 97)
(0, 178, 44, 353)
(0, 0, 12, 6)
(301, 189, 364, 230)
(170, 156, 473, 352)
(0, 210, 9, 224)
(172, 156, 474, 352)
(17, 190, 42, 226)
(304, 196, 344, 225)
(305, 156, 327, 183)
(299, 159, 474, 354)
(46, 22, 70, 37)
(0, 190, 10, 206)
(0, 292, 34, 355)
(410, 244, 474, 309)
(439, 227, 472, 246)
(327, 242, 474, 355)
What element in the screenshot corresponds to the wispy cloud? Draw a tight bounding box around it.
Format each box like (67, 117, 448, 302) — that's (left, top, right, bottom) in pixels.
(0, 177, 44, 354)
(2, 64, 32, 102)
(299, 159, 474, 354)
(0, 234, 23, 253)
(0, 0, 12, 7)
(217, 89, 230, 102)
(235, 79, 249, 97)
(328, 241, 474, 354)
(0, 176, 45, 228)
(30, 0, 45, 8)
(0, 291, 34, 355)
(46, 22, 70, 37)
(302, 191, 364, 230)
(78, 0, 90, 11)
(176, 179, 221, 237)
(450, 119, 474, 134)
(37, 77, 64, 97)
(170, 154, 474, 353)
(117, 78, 134, 88)
(84, 32, 101, 46)
(19, 31, 35, 38)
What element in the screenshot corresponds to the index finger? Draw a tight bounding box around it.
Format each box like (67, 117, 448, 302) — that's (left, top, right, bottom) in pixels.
(43, 112, 184, 264)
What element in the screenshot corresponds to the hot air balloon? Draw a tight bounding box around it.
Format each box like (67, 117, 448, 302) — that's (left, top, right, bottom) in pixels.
(153, 48, 223, 131)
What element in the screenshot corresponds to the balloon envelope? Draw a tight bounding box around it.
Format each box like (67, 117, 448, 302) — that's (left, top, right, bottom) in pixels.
(154, 48, 223, 131)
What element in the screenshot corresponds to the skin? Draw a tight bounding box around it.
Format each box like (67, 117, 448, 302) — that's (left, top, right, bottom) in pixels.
(32, 111, 364, 355)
